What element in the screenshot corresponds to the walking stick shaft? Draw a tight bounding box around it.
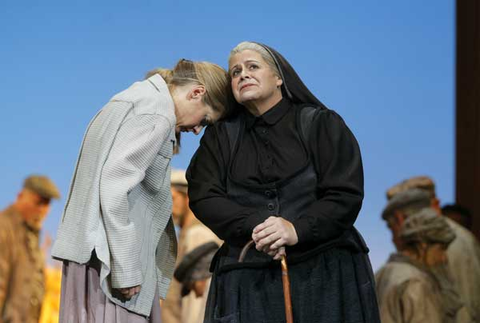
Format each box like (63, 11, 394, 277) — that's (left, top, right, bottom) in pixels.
(239, 241, 294, 323)
(281, 256, 294, 323)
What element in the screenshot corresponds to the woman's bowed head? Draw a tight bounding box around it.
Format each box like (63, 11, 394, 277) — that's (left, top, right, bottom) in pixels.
(147, 59, 234, 135)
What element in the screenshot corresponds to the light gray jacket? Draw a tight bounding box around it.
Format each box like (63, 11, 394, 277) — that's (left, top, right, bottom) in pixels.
(52, 74, 177, 316)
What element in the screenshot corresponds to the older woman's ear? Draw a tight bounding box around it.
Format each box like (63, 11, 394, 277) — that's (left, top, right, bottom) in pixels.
(276, 77, 283, 88)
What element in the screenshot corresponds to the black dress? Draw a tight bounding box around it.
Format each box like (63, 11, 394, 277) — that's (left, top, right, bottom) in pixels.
(187, 43, 380, 323)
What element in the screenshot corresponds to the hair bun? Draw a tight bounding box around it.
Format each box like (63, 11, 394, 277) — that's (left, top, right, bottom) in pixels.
(144, 68, 173, 83)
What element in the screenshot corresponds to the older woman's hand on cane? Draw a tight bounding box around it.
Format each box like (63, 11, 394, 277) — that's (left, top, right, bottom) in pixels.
(251, 216, 297, 323)
(252, 216, 299, 260)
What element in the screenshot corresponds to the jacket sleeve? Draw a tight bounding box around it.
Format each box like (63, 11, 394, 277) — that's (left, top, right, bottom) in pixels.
(100, 113, 172, 289)
(187, 125, 270, 246)
(292, 110, 364, 244)
(400, 280, 444, 323)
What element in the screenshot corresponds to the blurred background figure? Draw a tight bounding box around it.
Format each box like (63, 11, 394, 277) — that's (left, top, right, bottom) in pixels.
(376, 208, 471, 323)
(162, 169, 221, 323)
(174, 242, 219, 323)
(170, 169, 190, 239)
(381, 176, 480, 321)
(441, 204, 473, 233)
(379, 189, 431, 251)
(38, 232, 62, 323)
(0, 175, 60, 323)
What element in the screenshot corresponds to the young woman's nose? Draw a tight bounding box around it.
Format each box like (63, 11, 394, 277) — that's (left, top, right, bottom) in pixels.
(193, 125, 204, 135)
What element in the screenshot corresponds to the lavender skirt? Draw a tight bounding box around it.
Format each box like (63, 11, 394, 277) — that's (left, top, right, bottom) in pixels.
(59, 254, 161, 323)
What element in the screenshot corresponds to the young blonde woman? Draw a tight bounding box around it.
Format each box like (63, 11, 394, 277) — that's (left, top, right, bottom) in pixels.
(52, 59, 232, 322)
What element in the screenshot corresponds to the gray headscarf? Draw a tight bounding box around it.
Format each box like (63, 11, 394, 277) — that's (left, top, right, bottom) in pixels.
(400, 208, 456, 245)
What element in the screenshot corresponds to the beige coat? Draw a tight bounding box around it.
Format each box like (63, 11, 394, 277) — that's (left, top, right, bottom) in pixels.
(161, 219, 220, 323)
(376, 254, 470, 323)
(444, 217, 480, 321)
(0, 206, 45, 323)
(180, 224, 221, 323)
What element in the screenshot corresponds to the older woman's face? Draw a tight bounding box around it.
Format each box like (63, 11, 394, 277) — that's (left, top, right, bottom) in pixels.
(229, 50, 282, 108)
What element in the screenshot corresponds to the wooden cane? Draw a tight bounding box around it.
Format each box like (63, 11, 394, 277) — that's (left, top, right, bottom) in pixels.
(239, 241, 294, 323)
(238, 240, 255, 263)
(280, 255, 293, 323)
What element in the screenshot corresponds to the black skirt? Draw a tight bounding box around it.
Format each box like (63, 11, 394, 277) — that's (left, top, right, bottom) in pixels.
(204, 247, 379, 323)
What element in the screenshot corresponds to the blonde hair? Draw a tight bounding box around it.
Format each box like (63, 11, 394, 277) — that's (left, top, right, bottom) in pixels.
(145, 60, 233, 154)
(146, 59, 233, 117)
(228, 41, 281, 78)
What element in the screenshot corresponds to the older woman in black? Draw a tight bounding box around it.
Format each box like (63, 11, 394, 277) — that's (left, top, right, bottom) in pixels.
(187, 42, 380, 323)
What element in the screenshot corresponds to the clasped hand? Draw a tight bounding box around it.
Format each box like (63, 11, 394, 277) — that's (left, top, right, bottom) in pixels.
(252, 216, 298, 260)
(118, 285, 141, 299)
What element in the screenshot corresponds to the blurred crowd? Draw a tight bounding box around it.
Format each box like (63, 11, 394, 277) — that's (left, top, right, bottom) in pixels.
(1, 173, 478, 322)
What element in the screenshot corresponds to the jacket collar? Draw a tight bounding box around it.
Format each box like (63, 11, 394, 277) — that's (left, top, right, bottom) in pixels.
(147, 74, 170, 94)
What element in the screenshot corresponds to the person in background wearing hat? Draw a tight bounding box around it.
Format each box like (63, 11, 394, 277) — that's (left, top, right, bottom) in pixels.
(174, 242, 219, 323)
(162, 169, 221, 323)
(376, 208, 471, 323)
(385, 176, 480, 321)
(0, 175, 60, 323)
(379, 188, 432, 251)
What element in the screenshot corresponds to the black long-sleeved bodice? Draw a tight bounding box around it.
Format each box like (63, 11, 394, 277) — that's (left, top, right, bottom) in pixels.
(187, 98, 364, 248)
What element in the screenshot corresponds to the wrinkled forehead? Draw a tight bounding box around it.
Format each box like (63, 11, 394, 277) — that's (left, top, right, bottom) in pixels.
(228, 49, 268, 69)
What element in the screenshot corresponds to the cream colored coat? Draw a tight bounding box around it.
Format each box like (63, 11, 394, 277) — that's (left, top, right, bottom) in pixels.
(444, 217, 480, 321)
(376, 254, 471, 323)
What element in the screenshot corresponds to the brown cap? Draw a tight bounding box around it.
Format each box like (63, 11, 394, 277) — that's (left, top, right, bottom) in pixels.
(382, 188, 431, 220)
(400, 207, 455, 245)
(174, 241, 219, 297)
(23, 175, 61, 199)
(386, 176, 436, 200)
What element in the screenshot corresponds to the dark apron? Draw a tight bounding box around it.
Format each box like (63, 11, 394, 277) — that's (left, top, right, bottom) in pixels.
(204, 108, 380, 323)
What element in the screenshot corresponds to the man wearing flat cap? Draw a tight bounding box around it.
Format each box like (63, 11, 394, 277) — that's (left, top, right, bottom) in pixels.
(162, 169, 221, 323)
(0, 175, 60, 323)
(174, 242, 219, 300)
(382, 176, 480, 321)
(376, 208, 471, 323)
(380, 188, 432, 251)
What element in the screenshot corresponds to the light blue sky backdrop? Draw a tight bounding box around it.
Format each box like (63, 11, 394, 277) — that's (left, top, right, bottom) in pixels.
(0, 0, 455, 270)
